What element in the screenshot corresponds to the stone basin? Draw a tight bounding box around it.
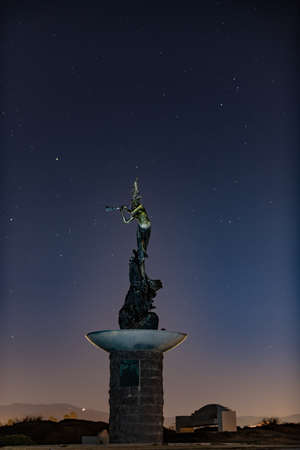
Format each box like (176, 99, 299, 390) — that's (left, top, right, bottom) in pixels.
(85, 329, 187, 353)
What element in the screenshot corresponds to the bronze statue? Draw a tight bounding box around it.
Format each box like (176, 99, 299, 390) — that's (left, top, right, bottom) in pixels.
(106, 179, 162, 329)
(120, 179, 151, 279)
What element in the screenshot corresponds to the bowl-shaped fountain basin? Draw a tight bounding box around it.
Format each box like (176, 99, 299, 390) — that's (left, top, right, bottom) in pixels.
(85, 329, 187, 353)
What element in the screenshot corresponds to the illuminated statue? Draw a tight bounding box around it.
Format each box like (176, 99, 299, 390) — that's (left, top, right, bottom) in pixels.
(106, 179, 162, 329)
(120, 179, 151, 279)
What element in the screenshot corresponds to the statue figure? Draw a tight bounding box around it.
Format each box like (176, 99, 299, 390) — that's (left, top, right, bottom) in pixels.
(120, 179, 151, 279)
(106, 179, 162, 329)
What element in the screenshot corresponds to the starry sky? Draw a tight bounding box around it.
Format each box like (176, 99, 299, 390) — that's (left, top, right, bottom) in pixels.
(1, 2, 299, 418)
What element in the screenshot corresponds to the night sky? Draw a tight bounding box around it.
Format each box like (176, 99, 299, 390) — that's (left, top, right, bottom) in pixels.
(1, 2, 299, 418)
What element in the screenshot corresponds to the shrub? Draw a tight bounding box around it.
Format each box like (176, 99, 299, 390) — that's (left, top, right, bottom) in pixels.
(0, 434, 34, 446)
(12, 416, 43, 425)
(261, 417, 279, 426)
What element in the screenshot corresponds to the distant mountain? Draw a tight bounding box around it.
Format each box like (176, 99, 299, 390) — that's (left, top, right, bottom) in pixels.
(283, 414, 300, 424)
(238, 415, 300, 427)
(237, 416, 264, 427)
(0, 404, 299, 428)
(0, 403, 108, 425)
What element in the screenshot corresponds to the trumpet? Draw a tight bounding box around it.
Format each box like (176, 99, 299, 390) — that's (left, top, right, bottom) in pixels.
(105, 205, 125, 212)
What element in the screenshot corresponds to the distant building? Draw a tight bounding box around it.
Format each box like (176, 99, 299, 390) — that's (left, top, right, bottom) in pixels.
(81, 436, 100, 444)
(81, 430, 109, 445)
(176, 403, 237, 432)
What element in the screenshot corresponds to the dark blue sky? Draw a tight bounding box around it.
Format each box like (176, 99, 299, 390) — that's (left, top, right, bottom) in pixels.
(0, 2, 299, 417)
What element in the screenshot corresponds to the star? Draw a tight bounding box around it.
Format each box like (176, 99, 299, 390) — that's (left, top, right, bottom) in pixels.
(264, 345, 273, 350)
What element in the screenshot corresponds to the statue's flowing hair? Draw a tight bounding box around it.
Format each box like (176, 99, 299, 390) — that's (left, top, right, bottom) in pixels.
(131, 178, 142, 208)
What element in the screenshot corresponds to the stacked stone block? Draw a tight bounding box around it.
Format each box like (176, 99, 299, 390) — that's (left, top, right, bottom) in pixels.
(109, 350, 163, 443)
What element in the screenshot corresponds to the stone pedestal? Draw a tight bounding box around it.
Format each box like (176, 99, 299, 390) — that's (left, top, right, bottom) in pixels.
(85, 330, 187, 444)
(109, 350, 163, 443)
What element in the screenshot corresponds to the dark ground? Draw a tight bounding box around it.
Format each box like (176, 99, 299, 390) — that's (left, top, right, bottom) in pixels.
(165, 423, 300, 446)
(0, 418, 107, 445)
(0, 419, 299, 446)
